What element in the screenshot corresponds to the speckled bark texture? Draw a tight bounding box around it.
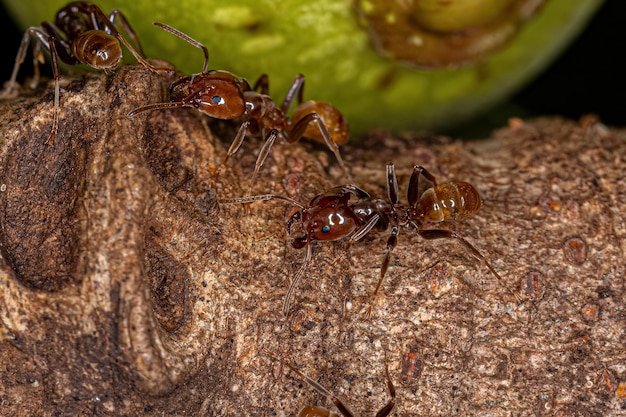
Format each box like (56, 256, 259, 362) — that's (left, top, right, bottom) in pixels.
(0, 64, 624, 416)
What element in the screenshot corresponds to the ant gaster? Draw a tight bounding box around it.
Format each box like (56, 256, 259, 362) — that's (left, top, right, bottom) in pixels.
(221, 163, 520, 315)
(265, 349, 395, 417)
(0, 1, 172, 144)
(127, 23, 349, 191)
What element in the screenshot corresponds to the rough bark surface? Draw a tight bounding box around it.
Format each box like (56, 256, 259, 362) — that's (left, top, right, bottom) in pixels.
(0, 63, 624, 416)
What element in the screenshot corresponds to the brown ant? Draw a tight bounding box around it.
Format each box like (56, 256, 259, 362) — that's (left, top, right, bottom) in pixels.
(221, 162, 520, 315)
(265, 349, 396, 417)
(127, 23, 349, 191)
(0, 1, 171, 143)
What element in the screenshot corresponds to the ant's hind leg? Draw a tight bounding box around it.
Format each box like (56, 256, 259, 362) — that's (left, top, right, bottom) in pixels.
(418, 229, 522, 302)
(287, 110, 347, 172)
(264, 349, 355, 417)
(376, 353, 397, 417)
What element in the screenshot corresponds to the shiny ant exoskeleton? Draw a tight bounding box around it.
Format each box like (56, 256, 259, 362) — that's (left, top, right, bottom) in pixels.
(265, 349, 396, 417)
(127, 23, 349, 191)
(0, 1, 171, 144)
(221, 162, 520, 315)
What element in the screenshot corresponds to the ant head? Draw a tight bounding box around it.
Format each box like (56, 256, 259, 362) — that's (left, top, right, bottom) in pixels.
(304, 204, 359, 242)
(170, 70, 248, 119)
(72, 30, 122, 70)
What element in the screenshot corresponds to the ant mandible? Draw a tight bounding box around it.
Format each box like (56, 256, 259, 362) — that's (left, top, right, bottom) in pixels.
(220, 162, 520, 315)
(0, 2, 172, 144)
(265, 349, 395, 417)
(127, 23, 349, 192)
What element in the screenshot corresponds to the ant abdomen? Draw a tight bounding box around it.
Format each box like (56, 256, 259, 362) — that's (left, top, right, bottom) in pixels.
(290, 101, 350, 146)
(417, 181, 482, 222)
(71, 30, 122, 70)
(298, 405, 337, 417)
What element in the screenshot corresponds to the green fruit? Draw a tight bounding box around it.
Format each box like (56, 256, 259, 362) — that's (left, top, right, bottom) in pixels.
(2, 0, 602, 135)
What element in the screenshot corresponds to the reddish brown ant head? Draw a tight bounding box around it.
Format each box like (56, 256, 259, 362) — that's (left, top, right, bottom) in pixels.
(299, 191, 361, 243)
(170, 70, 249, 119)
(72, 30, 122, 70)
(303, 205, 360, 242)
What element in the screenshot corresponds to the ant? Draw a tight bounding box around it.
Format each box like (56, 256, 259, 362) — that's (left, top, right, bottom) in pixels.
(220, 162, 520, 315)
(265, 349, 395, 417)
(127, 23, 349, 192)
(0, 1, 172, 143)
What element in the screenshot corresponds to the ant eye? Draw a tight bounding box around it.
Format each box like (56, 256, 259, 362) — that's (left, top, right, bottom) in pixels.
(211, 95, 224, 105)
(321, 225, 331, 233)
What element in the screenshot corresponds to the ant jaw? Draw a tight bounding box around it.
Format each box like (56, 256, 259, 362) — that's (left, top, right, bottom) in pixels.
(286, 210, 302, 235)
(291, 236, 307, 249)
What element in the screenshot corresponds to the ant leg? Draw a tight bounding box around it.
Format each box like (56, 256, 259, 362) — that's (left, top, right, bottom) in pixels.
(279, 74, 305, 114)
(264, 349, 355, 417)
(252, 74, 270, 95)
(108, 9, 147, 57)
(219, 193, 308, 313)
(341, 184, 372, 200)
(287, 112, 346, 172)
(30, 42, 46, 90)
(375, 353, 396, 417)
(1, 27, 44, 97)
(213, 120, 252, 180)
(45, 37, 61, 144)
(418, 229, 522, 302)
(386, 162, 399, 204)
(248, 129, 280, 193)
(367, 226, 399, 316)
(408, 165, 437, 208)
(283, 239, 313, 315)
(330, 212, 379, 268)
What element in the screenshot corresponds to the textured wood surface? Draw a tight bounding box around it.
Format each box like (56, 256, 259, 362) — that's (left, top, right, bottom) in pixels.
(0, 63, 624, 416)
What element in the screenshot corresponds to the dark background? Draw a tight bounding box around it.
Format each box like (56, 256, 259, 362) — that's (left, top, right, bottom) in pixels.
(1, 2, 624, 129)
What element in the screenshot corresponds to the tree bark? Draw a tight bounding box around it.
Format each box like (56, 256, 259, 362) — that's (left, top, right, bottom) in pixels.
(0, 63, 624, 416)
